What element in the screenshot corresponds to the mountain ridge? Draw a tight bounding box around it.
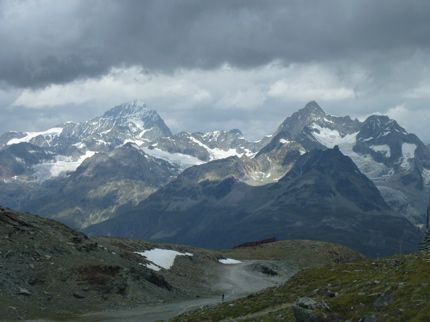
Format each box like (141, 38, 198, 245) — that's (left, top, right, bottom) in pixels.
(86, 147, 419, 257)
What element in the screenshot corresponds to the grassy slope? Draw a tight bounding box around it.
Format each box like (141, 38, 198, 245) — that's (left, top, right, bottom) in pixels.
(173, 252, 430, 321)
(0, 207, 364, 321)
(222, 240, 364, 269)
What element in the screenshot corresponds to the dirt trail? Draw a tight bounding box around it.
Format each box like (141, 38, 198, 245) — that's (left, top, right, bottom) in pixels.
(79, 260, 293, 322)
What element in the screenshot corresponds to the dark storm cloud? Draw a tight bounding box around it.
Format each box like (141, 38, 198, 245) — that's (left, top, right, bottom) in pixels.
(1, 0, 430, 88)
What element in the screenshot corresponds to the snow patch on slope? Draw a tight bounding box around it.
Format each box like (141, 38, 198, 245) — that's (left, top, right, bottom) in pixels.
(370, 145, 391, 158)
(310, 124, 356, 148)
(422, 168, 430, 186)
(33, 150, 96, 180)
(312, 130, 393, 182)
(134, 248, 193, 271)
(309, 124, 395, 181)
(279, 138, 293, 144)
(141, 147, 204, 169)
(122, 139, 203, 169)
(218, 258, 242, 265)
(400, 143, 417, 170)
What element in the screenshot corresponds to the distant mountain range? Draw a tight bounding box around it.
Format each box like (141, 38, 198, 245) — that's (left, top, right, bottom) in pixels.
(87, 146, 419, 257)
(0, 100, 427, 256)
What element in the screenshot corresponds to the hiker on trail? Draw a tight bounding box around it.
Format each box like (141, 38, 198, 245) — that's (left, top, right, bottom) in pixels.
(222, 293, 225, 302)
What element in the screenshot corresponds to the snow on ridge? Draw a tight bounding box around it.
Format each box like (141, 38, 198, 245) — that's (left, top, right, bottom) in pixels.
(189, 136, 242, 160)
(135, 248, 193, 271)
(7, 127, 63, 145)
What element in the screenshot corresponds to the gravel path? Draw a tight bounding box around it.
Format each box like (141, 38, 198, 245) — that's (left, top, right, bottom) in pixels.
(79, 260, 291, 322)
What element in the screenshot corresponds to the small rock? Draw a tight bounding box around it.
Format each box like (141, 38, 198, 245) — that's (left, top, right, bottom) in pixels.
(293, 297, 332, 321)
(374, 293, 394, 307)
(359, 315, 378, 322)
(297, 297, 318, 310)
(17, 287, 31, 296)
(72, 292, 85, 299)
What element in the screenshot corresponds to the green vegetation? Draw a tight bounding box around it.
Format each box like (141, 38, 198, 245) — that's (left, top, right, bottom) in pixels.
(223, 240, 364, 269)
(173, 252, 430, 321)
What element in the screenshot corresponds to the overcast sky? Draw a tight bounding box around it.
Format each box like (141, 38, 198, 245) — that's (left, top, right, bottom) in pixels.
(1, 0, 430, 141)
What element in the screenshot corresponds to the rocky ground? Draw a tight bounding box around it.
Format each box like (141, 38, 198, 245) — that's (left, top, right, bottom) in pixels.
(173, 251, 430, 321)
(0, 207, 363, 321)
(0, 207, 224, 320)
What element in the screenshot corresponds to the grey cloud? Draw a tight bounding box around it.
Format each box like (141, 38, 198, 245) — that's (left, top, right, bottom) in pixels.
(1, 0, 430, 88)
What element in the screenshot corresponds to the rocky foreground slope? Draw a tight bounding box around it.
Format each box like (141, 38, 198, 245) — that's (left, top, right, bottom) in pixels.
(174, 251, 430, 321)
(0, 208, 361, 320)
(0, 207, 223, 320)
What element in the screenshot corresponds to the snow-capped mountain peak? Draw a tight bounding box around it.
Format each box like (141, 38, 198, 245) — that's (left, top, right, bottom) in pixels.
(104, 100, 153, 119)
(357, 115, 407, 142)
(275, 101, 360, 140)
(100, 100, 172, 137)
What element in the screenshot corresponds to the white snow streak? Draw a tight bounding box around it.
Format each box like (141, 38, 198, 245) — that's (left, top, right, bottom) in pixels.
(7, 127, 63, 145)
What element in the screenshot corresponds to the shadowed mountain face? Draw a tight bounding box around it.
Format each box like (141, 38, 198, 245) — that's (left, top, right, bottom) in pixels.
(86, 147, 420, 257)
(12, 144, 180, 229)
(0, 143, 54, 178)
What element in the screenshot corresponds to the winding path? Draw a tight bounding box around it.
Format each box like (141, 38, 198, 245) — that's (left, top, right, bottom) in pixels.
(79, 260, 291, 322)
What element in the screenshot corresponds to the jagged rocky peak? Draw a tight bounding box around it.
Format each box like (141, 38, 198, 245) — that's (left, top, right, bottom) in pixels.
(358, 115, 407, 141)
(299, 100, 326, 117)
(265, 101, 361, 156)
(104, 100, 153, 119)
(201, 129, 243, 141)
(274, 101, 325, 136)
(275, 101, 329, 136)
(102, 100, 171, 135)
(61, 100, 173, 147)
